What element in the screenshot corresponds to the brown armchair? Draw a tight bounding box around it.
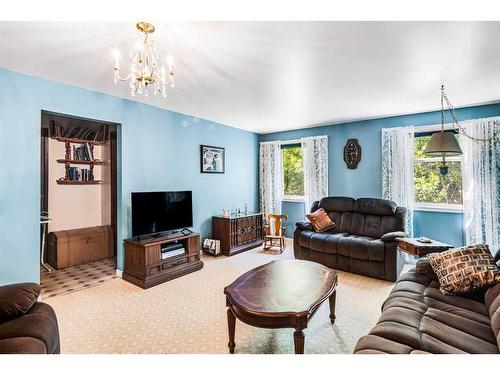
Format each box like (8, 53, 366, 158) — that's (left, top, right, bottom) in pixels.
(263, 214, 288, 253)
(0, 283, 60, 354)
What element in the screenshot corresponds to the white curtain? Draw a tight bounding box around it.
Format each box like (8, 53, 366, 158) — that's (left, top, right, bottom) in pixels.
(381, 126, 415, 236)
(460, 117, 500, 253)
(301, 136, 329, 212)
(259, 141, 283, 220)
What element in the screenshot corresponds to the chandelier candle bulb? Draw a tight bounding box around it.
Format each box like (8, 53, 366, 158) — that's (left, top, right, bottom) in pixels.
(113, 47, 120, 69)
(167, 54, 174, 70)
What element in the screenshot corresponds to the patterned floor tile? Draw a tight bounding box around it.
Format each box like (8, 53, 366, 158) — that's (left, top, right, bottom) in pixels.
(41, 257, 117, 299)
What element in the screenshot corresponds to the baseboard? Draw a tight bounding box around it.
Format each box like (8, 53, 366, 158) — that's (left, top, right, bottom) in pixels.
(115, 269, 123, 278)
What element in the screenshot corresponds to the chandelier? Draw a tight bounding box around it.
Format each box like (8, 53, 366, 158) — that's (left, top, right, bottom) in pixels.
(424, 85, 500, 175)
(113, 22, 174, 98)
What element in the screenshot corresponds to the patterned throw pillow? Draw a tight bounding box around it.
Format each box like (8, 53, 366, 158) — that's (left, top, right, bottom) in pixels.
(306, 208, 336, 232)
(427, 244, 500, 295)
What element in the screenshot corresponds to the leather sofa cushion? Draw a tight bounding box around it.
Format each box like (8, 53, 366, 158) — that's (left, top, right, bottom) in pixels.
(354, 198, 397, 216)
(0, 337, 48, 354)
(381, 231, 407, 242)
(299, 231, 385, 262)
(351, 213, 383, 237)
(485, 283, 500, 348)
(355, 335, 429, 354)
(299, 231, 348, 254)
(318, 197, 355, 212)
(0, 337, 47, 354)
(354, 268, 500, 354)
(0, 283, 40, 323)
(337, 235, 385, 262)
(327, 212, 353, 234)
(0, 302, 60, 354)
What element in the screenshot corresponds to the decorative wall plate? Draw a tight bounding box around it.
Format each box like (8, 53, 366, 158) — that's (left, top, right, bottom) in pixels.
(343, 138, 361, 169)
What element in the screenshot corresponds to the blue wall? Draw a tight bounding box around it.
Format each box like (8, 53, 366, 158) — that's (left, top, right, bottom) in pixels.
(413, 210, 464, 247)
(0, 68, 259, 285)
(261, 102, 500, 247)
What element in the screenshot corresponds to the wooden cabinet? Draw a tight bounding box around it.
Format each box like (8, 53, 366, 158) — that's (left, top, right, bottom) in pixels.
(123, 233, 203, 289)
(47, 225, 113, 269)
(212, 213, 264, 256)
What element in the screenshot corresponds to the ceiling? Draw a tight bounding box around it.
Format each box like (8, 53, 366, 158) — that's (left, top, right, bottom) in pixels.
(1, 21, 500, 133)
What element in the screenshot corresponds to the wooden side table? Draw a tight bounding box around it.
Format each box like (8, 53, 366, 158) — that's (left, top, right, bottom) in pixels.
(396, 237, 454, 257)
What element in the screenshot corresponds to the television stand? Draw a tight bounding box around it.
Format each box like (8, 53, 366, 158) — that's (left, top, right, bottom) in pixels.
(123, 232, 203, 289)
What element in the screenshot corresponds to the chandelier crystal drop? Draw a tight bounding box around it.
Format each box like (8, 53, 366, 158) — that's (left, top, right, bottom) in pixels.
(113, 22, 174, 98)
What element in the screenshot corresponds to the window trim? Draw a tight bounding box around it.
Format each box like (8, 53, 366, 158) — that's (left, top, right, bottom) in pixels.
(282, 195, 305, 203)
(414, 203, 464, 213)
(413, 127, 464, 212)
(281, 143, 305, 200)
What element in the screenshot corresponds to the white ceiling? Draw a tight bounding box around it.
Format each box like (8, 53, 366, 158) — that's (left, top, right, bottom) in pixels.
(1, 21, 500, 133)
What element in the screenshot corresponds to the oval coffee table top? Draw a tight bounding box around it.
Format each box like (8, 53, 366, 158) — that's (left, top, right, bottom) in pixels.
(224, 260, 338, 317)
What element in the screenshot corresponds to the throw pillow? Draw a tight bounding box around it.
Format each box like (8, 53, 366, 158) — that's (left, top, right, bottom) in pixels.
(427, 244, 500, 295)
(306, 208, 336, 232)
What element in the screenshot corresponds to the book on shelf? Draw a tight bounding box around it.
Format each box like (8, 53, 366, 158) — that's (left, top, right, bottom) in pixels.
(50, 122, 108, 142)
(66, 167, 94, 182)
(71, 142, 94, 161)
(85, 143, 94, 161)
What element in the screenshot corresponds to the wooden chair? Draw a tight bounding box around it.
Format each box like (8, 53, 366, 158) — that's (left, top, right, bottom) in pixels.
(263, 214, 288, 253)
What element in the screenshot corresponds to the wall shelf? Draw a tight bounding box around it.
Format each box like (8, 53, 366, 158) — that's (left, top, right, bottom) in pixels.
(51, 130, 107, 184)
(52, 136, 106, 145)
(56, 159, 104, 165)
(56, 180, 102, 185)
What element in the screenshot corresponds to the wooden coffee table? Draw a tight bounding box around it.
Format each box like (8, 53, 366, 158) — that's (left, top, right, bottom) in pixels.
(223, 260, 339, 354)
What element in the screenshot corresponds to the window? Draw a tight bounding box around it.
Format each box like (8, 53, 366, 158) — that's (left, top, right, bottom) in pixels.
(414, 132, 463, 211)
(282, 144, 304, 200)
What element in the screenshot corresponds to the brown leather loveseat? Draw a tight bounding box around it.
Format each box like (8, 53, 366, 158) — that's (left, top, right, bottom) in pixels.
(0, 283, 60, 354)
(294, 197, 407, 282)
(354, 250, 500, 354)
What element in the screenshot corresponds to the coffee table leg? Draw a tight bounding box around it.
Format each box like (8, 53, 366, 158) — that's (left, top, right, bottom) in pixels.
(227, 308, 236, 353)
(293, 329, 305, 354)
(329, 290, 336, 324)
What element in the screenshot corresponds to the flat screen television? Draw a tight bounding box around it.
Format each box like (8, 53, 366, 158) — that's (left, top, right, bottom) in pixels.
(131, 191, 193, 237)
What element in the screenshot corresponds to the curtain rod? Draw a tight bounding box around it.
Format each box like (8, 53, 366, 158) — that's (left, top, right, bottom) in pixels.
(260, 135, 328, 145)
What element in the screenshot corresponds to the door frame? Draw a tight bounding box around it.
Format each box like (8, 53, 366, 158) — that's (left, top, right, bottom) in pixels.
(40, 110, 121, 265)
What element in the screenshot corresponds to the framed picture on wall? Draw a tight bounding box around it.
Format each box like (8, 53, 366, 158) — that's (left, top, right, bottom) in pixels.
(200, 145, 225, 174)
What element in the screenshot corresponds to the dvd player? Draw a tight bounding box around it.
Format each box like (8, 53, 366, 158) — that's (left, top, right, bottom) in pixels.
(161, 241, 184, 253)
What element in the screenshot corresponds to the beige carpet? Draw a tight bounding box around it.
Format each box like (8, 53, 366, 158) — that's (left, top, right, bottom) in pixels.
(45, 240, 396, 354)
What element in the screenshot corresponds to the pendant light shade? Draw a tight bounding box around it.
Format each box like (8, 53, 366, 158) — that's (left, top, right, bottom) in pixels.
(424, 131, 463, 156)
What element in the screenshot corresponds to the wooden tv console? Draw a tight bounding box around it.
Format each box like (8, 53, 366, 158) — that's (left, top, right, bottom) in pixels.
(123, 232, 203, 289)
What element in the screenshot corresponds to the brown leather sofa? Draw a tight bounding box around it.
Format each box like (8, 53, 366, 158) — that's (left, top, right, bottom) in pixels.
(0, 283, 60, 354)
(354, 251, 500, 354)
(294, 197, 407, 282)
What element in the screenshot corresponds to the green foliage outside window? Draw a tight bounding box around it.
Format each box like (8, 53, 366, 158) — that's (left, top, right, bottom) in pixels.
(283, 146, 304, 196)
(414, 136, 463, 205)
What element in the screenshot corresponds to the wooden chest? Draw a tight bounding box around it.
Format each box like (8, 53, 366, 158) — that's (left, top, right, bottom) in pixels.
(47, 225, 114, 269)
(212, 213, 264, 256)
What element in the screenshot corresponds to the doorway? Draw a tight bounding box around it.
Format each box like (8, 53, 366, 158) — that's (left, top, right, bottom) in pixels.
(40, 111, 119, 299)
